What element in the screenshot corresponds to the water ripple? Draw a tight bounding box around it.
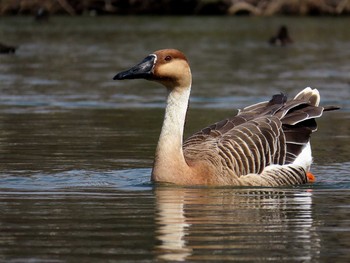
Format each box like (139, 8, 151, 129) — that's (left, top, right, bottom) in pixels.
(0, 169, 152, 192)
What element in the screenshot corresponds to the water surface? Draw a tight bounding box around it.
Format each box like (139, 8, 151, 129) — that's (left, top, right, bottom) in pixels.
(0, 16, 349, 262)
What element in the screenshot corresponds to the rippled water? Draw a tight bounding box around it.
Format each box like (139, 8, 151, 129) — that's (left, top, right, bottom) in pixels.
(0, 16, 349, 262)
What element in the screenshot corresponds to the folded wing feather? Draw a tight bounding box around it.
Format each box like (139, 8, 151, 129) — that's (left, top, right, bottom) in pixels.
(183, 88, 339, 180)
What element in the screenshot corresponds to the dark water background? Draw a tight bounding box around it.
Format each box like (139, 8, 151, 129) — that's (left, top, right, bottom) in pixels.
(0, 16, 349, 262)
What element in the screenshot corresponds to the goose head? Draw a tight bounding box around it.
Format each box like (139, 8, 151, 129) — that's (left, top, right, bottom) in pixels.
(113, 49, 191, 90)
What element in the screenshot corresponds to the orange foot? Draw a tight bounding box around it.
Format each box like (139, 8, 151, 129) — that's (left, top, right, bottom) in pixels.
(306, 172, 316, 183)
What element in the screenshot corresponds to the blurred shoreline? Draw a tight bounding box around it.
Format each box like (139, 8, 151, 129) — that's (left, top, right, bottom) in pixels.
(1, 0, 350, 16)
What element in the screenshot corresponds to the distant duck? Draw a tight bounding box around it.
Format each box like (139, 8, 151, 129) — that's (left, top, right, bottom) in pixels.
(113, 49, 339, 186)
(269, 25, 293, 46)
(35, 8, 50, 22)
(0, 42, 17, 54)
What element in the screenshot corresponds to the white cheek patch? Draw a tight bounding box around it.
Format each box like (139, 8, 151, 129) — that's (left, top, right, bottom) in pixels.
(150, 54, 157, 72)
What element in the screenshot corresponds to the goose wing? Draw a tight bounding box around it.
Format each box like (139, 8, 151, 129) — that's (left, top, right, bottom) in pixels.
(183, 88, 338, 177)
(183, 114, 285, 176)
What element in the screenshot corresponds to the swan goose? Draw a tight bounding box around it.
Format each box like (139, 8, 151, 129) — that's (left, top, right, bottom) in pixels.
(114, 49, 338, 186)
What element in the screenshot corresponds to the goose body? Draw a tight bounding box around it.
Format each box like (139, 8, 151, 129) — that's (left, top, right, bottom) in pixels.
(114, 49, 338, 186)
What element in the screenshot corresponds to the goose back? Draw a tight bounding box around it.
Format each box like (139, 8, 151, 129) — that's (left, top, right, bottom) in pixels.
(183, 88, 338, 179)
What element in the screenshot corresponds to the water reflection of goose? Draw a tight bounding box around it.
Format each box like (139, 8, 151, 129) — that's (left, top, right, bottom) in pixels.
(114, 49, 338, 186)
(155, 187, 319, 261)
(155, 188, 192, 261)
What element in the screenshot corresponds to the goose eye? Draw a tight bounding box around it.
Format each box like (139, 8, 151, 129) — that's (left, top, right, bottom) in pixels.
(164, 56, 172, 62)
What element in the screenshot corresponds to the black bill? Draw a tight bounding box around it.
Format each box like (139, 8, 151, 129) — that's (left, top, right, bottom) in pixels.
(113, 54, 156, 80)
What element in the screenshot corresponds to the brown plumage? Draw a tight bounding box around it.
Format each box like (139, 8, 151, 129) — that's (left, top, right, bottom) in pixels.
(114, 49, 339, 186)
(269, 25, 293, 46)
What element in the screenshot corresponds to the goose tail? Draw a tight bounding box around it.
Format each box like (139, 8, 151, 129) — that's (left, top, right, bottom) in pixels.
(281, 87, 339, 166)
(294, 87, 320, 106)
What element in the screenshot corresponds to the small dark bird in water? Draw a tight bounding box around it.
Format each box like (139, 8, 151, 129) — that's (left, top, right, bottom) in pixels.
(269, 25, 293, 46)
(0, 42, 17, 54)
(35, 8, 50, 22)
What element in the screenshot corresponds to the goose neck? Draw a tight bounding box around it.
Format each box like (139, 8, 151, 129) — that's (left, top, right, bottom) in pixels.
(152, 86, 191, 181)
(159, 87, 191, 150)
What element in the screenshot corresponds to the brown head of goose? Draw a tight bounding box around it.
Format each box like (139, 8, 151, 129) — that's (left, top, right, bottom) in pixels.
(114, 49, 339, 186)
